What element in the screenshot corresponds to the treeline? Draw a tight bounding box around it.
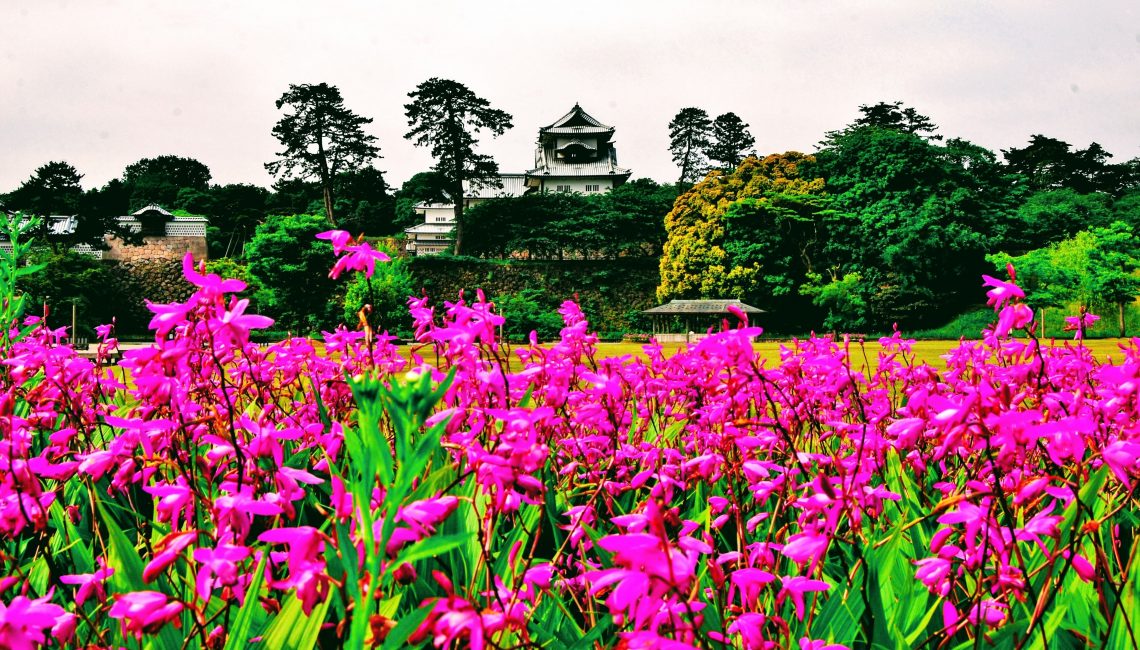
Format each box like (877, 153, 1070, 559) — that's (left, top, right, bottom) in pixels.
(0, 155, 427, 257)
(457, 179, 677, 259)
(6, 89, 1140, 337)
(659, 102, 1140, 333)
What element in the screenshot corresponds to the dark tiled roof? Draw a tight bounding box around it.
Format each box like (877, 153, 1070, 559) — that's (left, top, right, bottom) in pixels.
(542, 125, 614, 136)
(642, 299, 766, 315)
(542, 103, 613, 131)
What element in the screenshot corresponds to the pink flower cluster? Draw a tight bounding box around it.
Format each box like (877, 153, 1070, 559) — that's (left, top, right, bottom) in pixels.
(0, 246, 1135, 649)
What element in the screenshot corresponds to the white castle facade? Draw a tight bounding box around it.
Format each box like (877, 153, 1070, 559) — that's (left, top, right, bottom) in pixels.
(404, 104, 631, 256)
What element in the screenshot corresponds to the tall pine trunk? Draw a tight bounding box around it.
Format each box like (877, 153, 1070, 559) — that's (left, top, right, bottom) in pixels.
(452, 192, 464, 255)
(323, 185, 337, 228)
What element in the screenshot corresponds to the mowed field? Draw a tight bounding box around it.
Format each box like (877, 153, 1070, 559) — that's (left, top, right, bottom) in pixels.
(400, 337, 1137, 371)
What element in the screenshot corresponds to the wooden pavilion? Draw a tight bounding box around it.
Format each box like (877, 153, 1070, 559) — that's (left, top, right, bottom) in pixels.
(642, 299, 765, 342)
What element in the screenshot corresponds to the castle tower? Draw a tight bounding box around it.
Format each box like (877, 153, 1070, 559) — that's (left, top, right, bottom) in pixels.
(525, 104, 631, 194)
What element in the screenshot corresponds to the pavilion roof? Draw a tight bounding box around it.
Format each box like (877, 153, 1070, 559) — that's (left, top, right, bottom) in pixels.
(642, 299, 766, 315)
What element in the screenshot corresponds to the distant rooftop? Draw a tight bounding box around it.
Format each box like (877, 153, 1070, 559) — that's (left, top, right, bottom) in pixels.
(642, 299, 766, 315)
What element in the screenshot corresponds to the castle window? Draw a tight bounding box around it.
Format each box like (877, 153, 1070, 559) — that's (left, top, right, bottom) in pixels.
(556, 185, 571, 193)
(585, 184, 600, 193)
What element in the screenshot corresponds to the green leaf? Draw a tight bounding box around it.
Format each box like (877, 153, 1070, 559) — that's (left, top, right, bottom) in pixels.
(381, 603, 433, 650)
(96, 497, 182, 650)
(96, 497, 147, 594)
(390, 532, 474, 579)
(1107, 542, 1140, 649)
(493, 503, 541, 580)
(567, 614, 614, 649)
(223, 554, 267, 650)
(50, 500, 94, 575)
(258, 591, 332, 650)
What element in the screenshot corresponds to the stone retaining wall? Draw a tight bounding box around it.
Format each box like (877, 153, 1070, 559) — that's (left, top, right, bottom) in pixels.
(409, 258, 660, 334)
(104, 235, 207, 262)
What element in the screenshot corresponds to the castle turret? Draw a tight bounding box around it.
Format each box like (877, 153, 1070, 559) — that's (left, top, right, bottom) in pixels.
(525, 104, 631, 194)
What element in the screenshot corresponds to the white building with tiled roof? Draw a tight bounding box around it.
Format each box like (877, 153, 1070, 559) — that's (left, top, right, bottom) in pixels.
(526, 103, 631, 194)
(0, 204, 207, 260)
(405, 174, 528, 256)
(404, 105, 631, 256)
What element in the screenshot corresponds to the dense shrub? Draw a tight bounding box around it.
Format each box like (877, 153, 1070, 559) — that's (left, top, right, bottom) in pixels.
(246, 213, 342, 333)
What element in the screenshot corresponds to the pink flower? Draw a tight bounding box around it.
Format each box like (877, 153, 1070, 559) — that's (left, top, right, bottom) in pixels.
(143, 531, 197, 583)
(194, 542, 251, 602)
(329, 241, 390, 279)
(1103, 440, 1140, 485)
(780, 531, 829, 571)
(0, 594, 75, 650)
(145, 299, 192, 338)
(182, 252, 246, 295)
(215, 298, 274, 343)
(316, 229, 352, 254)
(982, 273, 1025, 310)
(994, 303, 1034, 338)
(319, 230, 390, 279)
(108, 591, 184, 638)
(60, 556, 115, 606)
(258, 527, 330, 614)
(967, 599, 1008, 627)
(914, 557, 952, 596)
(726, 612, 767, 650)
(778, 576, 830, 621)
(1063, 312, 1100, 340)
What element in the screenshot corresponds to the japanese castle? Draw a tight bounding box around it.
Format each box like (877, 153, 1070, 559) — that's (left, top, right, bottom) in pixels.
(405, 104, 632, 256)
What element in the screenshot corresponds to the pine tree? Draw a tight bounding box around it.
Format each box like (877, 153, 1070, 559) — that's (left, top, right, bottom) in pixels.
(707, 112, 756, 171)
(667, 107, 713, 189)
(266, 83, 380, 227)
(404, 78, 513, 255)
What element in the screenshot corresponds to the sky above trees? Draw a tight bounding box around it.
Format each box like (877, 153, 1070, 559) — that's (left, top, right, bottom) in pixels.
(2, 0, 1138, 191)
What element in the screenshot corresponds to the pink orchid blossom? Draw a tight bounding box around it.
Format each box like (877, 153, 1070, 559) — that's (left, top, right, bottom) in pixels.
(108, 591, 183, 638)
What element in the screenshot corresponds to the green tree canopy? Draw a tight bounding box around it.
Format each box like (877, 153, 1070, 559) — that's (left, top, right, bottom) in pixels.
(393, 171, 453, 233)
(1007, 188, 1114, 251)
(815, 123, 1018, 327)
(266, 83, 381, 227)
(176, 183, 269, 258)
(404, 78, 513, 254)
(707, 112, 756, 171)
(990, 221, 1140, 337)
(4, 161, 83, 217)
(122, 155, 212, 209)
(266, 178, 323, 217)
(667, 107, 713, 188)
(5, 162, 138, 250)
(657, 152, 829, 329)
(334, 166, 396, 236)
(16, 249, 118, 338)
(458, 180, 673, 260)
(851, 100, 940, 137)
(246, 213, 342, 333)
(1002, 135, 1120, 194)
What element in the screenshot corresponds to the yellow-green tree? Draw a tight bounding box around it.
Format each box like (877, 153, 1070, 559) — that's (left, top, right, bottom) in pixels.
(657, 153, 827, 311)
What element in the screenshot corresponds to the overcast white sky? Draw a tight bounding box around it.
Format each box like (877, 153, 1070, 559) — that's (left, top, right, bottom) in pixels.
(2, 0, 1139, 192)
